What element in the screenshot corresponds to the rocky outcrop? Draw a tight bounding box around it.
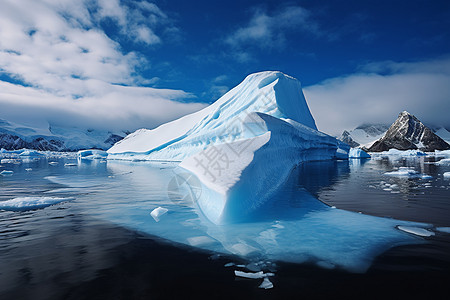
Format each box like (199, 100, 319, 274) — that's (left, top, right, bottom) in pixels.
(369, 111, 450, 152)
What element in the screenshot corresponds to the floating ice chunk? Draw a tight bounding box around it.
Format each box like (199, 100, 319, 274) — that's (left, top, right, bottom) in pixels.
(0, 170, 13, 175)
(421, 174, 433, 179)
(224, 262, 235, 267)
(385, 167, 418, 176)
(436, 227, 450, 233)
(77, 149, 108, 160)
(150, 207, 168, 222)
(64, 163, 77, 167)
(443, 172, 450, 178)
(234, 270, 274, 279)
(187, 236, 216, 246)
(348, 148, 371, 158)
(0, 196, 74, 211)
(48, 162, 59, 165)
(19, 150, 43, 157)
(397, 226, 435, 237)
(259, 277, 274, 289)
(25, 168, 32, 172)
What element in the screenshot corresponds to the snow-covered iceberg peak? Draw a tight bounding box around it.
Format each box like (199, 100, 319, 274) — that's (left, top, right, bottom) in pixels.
(108, 71, 317, 160)
(108, 71, 347, 224)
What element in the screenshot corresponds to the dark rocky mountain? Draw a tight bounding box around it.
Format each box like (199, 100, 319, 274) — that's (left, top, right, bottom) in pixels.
(369, 111, 450, 152)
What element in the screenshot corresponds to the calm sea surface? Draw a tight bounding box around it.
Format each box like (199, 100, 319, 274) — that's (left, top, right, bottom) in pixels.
(1, 153, 449, 299)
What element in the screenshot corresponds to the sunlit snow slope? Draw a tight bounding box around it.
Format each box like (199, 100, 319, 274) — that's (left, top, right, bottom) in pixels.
(108, 71, 319, 160)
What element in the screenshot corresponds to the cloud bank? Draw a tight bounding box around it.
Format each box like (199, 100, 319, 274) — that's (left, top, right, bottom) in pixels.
(304, 57, 450, 136)
(0, 0, 204, 131)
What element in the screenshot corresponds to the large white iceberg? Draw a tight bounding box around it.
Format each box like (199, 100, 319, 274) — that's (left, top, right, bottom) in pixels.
(108, 71, 348, 224)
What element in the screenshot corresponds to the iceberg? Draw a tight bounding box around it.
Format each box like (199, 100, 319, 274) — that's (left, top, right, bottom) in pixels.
(348, 148, 371, 159)
(77, 149, 108, 160)
(108, 71, 347, 224)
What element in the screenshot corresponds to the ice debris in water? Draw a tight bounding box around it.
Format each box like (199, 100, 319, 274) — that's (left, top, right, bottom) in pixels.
(64, 163, 77, 167)
(0, 196, 75, 211)
(234, 270, 274, 279)
(0, 170, 13, 176)
(384, 167, 431, 179)
(25, 168, 32, 172)
(443, 172, 450, 178)
(397, 226, 435, 237)
(259, 277, 274, 289)
(150, 207, 168, 222)
(49, 162, 59, 165)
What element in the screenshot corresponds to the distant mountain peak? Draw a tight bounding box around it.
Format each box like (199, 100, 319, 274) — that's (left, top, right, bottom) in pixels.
(369, 111, 450, 152)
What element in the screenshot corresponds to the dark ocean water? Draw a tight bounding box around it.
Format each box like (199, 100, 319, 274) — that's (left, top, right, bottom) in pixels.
(0, 153, 449, 299)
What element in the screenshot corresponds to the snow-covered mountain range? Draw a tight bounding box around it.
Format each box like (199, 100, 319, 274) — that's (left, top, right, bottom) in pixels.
(339, 123, 390, 149)
(0, 118, 125, 151)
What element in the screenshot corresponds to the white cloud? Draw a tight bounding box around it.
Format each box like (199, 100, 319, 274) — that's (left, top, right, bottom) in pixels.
(225, 5, 320, 49)
(304, 57, 450, 136)
(0, 0, 204, 132)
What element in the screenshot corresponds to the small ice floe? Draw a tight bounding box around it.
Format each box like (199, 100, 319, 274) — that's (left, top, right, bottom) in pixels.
(0, 196, 75, 211)
(384, 167, 431, 179)
(186, 236, 215, 246)
(48, 162, 59, 165)
(1, 159, 21, 164)
(224, 262, 235, 267)
(385, 167, 418, 177)
(77, 149, 108, 160)
(64, 163, 77, 167)
(150, 206, 168, 222)
(397, 225, 435, 237)
(25, 168, 32, 172)
(0, 170, 13, 176)
(436, 227, 450, 234)
(19, 150, 43, 157)
(234, 270, 274, 279)
(259, 277, 274, 289)
(443, 172, 450, 178)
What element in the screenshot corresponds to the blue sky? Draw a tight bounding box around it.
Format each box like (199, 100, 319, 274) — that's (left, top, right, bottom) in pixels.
(0, 0, 449, 135)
